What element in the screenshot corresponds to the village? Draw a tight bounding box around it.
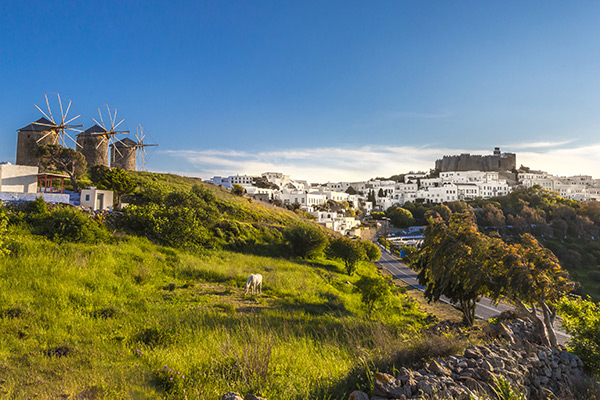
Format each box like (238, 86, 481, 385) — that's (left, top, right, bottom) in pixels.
(3, 122, 600, 242)
(206, 147, 600, 236)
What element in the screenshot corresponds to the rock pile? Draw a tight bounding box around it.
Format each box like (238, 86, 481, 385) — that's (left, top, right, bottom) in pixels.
(350, 319, 583, 400)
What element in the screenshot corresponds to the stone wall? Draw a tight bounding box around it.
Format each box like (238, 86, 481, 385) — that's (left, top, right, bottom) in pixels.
(351, 319, 584, 400)
(77, 135, 109, 168)
(435, 152, 516, 173)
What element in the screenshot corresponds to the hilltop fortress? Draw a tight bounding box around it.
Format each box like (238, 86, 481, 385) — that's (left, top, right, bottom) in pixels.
(435, 147, 516, 172)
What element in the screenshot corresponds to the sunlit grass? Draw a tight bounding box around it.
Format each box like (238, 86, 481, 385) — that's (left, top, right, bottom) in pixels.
(0, 229, 427, 399)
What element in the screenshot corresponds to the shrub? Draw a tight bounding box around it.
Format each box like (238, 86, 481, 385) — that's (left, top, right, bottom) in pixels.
(354, 275, 391, 316)
(558, 296, 600, 374)
(283, 223, 328, 259)
(33, 207, 112, 243)
(0, 207, 9, 257)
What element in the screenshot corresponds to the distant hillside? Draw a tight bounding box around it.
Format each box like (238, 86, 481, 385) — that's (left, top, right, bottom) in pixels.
(119, 171, 326, 256)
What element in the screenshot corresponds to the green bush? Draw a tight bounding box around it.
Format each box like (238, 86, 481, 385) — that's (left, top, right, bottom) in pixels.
(558, 296, 600, 374)
(33, 207, 111, 243)
(354, 275, 391, 316)
(0, 207, 9, 257)
(283, 223, 328, 259)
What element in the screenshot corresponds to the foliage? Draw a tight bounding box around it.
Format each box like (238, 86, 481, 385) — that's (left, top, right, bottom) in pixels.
(326, 238, 367, 275)
(354, 275, 391, 316)
(283, 223, 328, 259)
(370, 212, 385, 220)
(33, 207, 112, 243)
(0, 207, 9, 257)
(36, 144, 87, 191)
(414, 206, 573, 341)
(231, 184, 245, 196)
(558, 296, 600, 374)
(412, 212, 503, 326)
(386, 207, 415, 228)
(121, 185, 217, 250)
(90, 166, 137, 205)
(345, 186, 357, 195)
(360, 240, 381, 261)
(0, 229, 425, 399)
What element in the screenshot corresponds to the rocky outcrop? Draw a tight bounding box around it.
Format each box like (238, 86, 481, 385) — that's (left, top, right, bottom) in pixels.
(352, 319, 583, 400)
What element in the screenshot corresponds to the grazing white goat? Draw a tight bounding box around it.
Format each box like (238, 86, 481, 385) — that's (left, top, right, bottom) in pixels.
(244, 274, 263, 295)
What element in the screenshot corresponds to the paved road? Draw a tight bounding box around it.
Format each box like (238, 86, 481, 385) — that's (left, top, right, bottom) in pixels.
(376, 246, 570, 344)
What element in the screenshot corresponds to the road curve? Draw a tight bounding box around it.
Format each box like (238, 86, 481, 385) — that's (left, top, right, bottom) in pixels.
(376, 246, 570, 345)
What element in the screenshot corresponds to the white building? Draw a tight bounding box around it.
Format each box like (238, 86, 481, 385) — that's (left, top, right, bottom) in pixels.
(0, 163, 38, 193)
(81, 187, 114, 210)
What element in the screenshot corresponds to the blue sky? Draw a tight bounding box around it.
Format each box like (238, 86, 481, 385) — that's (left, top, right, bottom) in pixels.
(1, 1, 600, 182)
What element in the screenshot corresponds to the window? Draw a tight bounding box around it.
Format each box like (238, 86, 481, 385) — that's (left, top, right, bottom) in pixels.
(85, 194, 90, 201)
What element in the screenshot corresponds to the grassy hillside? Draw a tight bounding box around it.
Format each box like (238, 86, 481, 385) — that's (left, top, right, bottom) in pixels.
(0, 228, 428, 399)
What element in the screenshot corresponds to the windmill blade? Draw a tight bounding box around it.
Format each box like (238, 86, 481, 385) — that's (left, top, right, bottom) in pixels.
(64, 100, 72, 121)
(34, 122, 59, 128)
(36, 130, 56, 143)
(35, 104, 54, 123)
(45, 94, 55, 123)
(91, 117, 106, 130)
(68, 127, 84, 133)
(113, 118, 125, 130)
(113, 108, 118, 128)
(57, 93, 65, 124)
(98, 107, 106, 130)
(95, 137, 107, 148)
(65, 114, 81, 125)
(64, 131, 81, 147)
(106, 105, 113, 129)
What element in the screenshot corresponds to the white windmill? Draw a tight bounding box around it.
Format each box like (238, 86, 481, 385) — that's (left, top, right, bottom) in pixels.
(134, 124, 158, 171)
(33, 93, 83, 147)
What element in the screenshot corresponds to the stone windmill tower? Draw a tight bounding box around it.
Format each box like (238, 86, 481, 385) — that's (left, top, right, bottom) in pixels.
(76, 124, 109, 168)
(86, 105, 129, 169)
(16, 94, 82, 166)
(110, 137, 137, 170)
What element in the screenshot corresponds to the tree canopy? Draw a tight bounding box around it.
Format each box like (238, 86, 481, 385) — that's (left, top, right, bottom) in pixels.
(90, 166, 137, 206)
(386, 207, 415, 228)
(36, 145, 87, 191)
(283, 223, 328, 259)
(326, 238, 366, 275)
(413, 209, 573, 337)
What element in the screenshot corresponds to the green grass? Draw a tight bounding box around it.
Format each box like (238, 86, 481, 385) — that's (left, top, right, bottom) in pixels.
(0, 229, 428, 399)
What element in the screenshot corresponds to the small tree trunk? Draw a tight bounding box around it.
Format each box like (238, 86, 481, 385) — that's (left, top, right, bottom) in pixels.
(460, 298, 476, 326)
(515, 299, 550, 346)
(540, 300, 558, 347)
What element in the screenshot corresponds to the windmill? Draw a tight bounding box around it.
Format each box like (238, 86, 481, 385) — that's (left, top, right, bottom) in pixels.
(33, 93, 83, 147)
(91, 105, 130, 157)
(134, 124, 158, 171)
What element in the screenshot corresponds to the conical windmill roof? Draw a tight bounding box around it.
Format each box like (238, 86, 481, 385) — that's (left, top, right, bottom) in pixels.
(79, 124, 107, 136)
(18, 117, 56, 132)
(110, 137, 137, 148)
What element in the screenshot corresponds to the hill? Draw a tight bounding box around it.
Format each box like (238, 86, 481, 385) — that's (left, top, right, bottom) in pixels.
(0, 172, 442, 399)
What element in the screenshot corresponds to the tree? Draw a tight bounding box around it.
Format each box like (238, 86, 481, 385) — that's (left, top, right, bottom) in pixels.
(412, 212, 504, 326)
(326, 238, 366, 275)
(231, 184, 245, 196)
(36, 145, 87, 191)
(345, 186, 357, 195)
(557, 296, 600, 373)
(283, 224, 328, 259)
(502, 234, 574, 346)
(92, 167, 137, 206)
(354, 275, 392, 316)
(367, 190, 376, 204)
(378, 188, 385, 198)
(386, 207, 415, 228)
(361, 240, 381, 261)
